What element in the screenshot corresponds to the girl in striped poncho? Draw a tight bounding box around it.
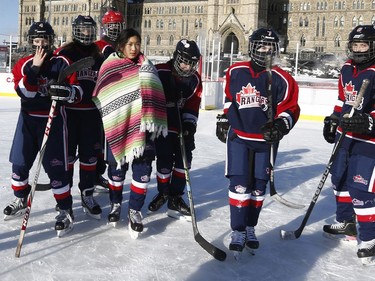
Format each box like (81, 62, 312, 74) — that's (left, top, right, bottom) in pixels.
(92, 28, 167, 237)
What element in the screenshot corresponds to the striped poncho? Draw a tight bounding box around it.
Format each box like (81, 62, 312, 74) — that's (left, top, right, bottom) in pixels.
(92, 52, 167, 168)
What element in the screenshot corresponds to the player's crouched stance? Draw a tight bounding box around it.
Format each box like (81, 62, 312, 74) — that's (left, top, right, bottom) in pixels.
(221, 28, 300, 260)
(3, 21, 82, 237)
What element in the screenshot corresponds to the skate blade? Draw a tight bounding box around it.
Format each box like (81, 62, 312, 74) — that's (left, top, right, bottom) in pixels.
(232, 250, 243, 261)
(94, 186, 109, 193)
(107, 221, 118, 228)
(82, 207, 101, 220)
(3, 209, 26, 221)
(245, 246, 256, 256)
(128, 223, 141, 239)
(56, 224, 74, 238)
(360, 256, 375, 266)
(167, 210, 192, 222)
(323, 232, 357, 243)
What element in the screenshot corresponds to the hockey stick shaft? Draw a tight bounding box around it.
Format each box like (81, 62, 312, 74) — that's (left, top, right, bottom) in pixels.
(280, 78, 369, 240)
(15, 57, 95, 257)
(15, 100, 57, 258)
(265, 54, 304, 209)
(176, 104, 226, 261)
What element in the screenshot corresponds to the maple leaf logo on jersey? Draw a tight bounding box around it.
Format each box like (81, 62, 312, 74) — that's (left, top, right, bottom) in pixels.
(236, 83, 268, 110)
(38, 76, 49, 97)
(353, 175, 368, 185)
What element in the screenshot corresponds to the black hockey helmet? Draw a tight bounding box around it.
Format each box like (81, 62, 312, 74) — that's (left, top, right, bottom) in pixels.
(248, 28, 280, 67)
(27, 21, 55, 51)
(72, 15, 97, 45)
(347, 25, 375, 64)
(173, 39, 201, 77)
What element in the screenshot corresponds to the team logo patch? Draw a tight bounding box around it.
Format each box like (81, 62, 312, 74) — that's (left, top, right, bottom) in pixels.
(344, 81, 363, 110)
(352, 198, 364, 206)
(353, 174, 368, 185)
(235, 83, 268, 110)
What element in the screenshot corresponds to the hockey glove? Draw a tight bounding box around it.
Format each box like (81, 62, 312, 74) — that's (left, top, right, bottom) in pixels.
(183, 121, 196, 143)
(216, 114, 230, 143)
(340, 113, 374, 135)
(48, 82, 76, 103)
(261, 117, 290, 143)
(323, 115, 339, 144)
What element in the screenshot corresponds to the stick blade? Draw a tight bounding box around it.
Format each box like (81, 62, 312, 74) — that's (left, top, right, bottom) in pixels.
(280, 229, 298, 240)
(194, 233, 227, 261)
(271, 194, 305, 209)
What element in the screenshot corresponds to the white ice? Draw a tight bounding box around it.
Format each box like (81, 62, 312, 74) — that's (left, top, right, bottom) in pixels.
(0, 94, 374, 281)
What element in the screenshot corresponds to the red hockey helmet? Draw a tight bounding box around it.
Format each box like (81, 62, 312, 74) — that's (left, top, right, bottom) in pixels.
(102, 10, 126, 42)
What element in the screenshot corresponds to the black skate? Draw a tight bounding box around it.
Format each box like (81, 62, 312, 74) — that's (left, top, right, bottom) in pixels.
(167, 195, 191, 221)
(3, 197, 27, 220)
(55, 208, 74, 237)
(357, 239, 375, 266)
(148, 193, 168, 212)
(323, 220, 357, 242)
(81, 194, 102, 220)
(94, 175, 109, 193)
(128, 209, 143, 239)
(245, 226, 259, 255)
(108, 203, 121, 227)
(229, 230, 246, 261)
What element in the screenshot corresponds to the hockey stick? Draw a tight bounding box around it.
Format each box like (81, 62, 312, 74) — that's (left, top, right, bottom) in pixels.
(265, 54, 305, 209)
(280, 78, 369, 240)
(176, 105, 227, 261)
(15, 57, 95, 258)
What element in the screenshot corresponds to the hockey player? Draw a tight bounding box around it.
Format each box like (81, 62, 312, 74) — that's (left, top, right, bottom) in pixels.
(3, 21, 82, 236)
(92, 28, 167, 237)
(147, 39, 202, 221)
(93, 9, 126, 192)
(55, 15, 105, 220)
(322, 25, 375, 265)
(219, 28, 300, 257)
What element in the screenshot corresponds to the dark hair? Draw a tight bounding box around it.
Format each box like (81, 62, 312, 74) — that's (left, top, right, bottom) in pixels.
(116, 28, 141, 52)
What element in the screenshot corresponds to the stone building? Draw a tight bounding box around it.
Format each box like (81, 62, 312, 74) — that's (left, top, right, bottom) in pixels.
(268, 0, 375, 58)
(18, 0, 266, 59)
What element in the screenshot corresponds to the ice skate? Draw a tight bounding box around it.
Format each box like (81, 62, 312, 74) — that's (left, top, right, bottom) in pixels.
(229, 230, 246, 261)
(128, 209, 143, 239)
(3, 197, 27, 221)
(108, 203, 121, 227)
(167, 195, 192, 221)
(94, 175, 109, 193)
(245, 226, 259, 255)
(357, 238, 375, 266)
(55, 208, 74, 237)
(81, 194, 102, 220)
(148, 192, 168, 212)
(323, 220, 357, 242)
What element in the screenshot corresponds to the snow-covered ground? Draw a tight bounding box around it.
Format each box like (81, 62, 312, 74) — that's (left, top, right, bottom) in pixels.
(0, 96, 374, 281)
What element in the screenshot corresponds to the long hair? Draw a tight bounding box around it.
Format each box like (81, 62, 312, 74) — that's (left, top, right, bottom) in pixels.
(115, 28, 141, 53)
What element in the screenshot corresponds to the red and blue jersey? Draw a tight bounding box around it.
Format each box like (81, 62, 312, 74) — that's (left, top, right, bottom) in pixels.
(332, 60, 375, 157)
(224, 61, 300, 142)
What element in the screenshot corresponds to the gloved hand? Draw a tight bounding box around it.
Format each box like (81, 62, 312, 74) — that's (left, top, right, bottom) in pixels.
(261, 117, 289, 143)
(323, 115, 339, 143)
(182, 121, 196, 142)
(340, 113, 374, 134)
(48, 82, 76, 103)
(216, 114, 229, 143)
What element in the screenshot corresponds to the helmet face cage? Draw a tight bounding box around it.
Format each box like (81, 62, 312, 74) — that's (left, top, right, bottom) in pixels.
(249, 40, 280, 67)
(173, 40, 201, 77)
(28, 22, 55, 52)
(173, 53, 199, 77)
(102, 11, 125, 42)
(248, 28, 280, 67)
(103, 22, 126, 42)
(347, 25, 375, 64)
(72, 16, 97, 45)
